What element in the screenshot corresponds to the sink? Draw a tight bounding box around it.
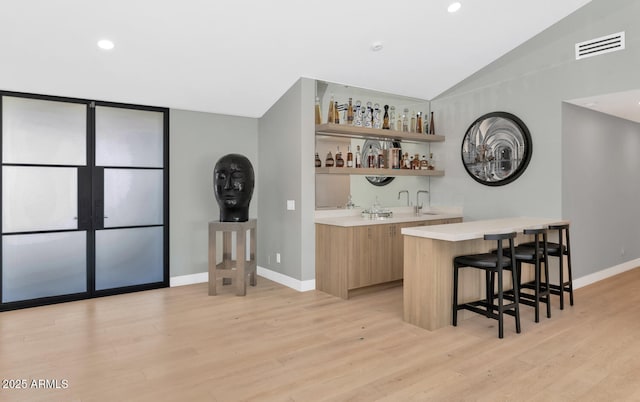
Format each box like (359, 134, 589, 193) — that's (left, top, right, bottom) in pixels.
(422, 212, 441, 216)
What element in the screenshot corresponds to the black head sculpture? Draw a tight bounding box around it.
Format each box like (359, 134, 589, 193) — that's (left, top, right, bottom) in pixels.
(213, 154, 255, 222)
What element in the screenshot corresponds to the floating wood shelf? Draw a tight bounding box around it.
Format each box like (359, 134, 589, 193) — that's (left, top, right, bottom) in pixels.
(315, 123, 444, 143)
(315, 167, 444, 177)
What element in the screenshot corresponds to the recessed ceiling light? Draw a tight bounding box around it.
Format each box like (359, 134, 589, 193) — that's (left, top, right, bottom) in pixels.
(97, 39, 115, 50)
(448, 2, 462, 13)
(585, 102, 598, 107)
(370, 41, 383, 52)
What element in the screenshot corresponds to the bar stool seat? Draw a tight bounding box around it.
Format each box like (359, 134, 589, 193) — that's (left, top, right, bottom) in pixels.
(453, 232, 521, 339)
(519, 223, 574, 309)
(503, 228, 551, 323)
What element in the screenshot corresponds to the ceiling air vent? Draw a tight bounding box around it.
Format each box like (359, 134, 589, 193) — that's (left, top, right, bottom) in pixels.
(575, 31, 625, 60)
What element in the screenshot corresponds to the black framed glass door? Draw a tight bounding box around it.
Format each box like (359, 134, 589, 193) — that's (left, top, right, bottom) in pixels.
(0, 91, 169, 310)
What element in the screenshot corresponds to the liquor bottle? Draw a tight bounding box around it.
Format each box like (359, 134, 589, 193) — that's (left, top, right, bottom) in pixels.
(428, 152, 435, 170)
(364, 102, 373, 128)
(334, 101, 340, 124)
(429, 111, 435, 134)
(315, 97, 322, 124)
(373, 103, 381, 129)
(382, 143, 390, 168)
(367, 145, 376, 168)
(416, 112, 423, 134)
(315, 152, 321, 167)
(347, 98, 354, 125)
(420, 155, 429, 170)
(377, 148, 384, 169)
(412, 153, 421, 170)
(355, 145, 362, 168)
(382, 105, 390, 129)
(402, 108, 409, 132)
(335, 146, 344, 167)
(346, 145, 354, 168)
(402, 153, 410, 169)
(327, 95, 335, 124)
(325, 151, 334, 167)
(410, 111, 416, 133)
(409, 155, 415, 169)
(354, 100, 363, 127)
(389, 106, 396, 130)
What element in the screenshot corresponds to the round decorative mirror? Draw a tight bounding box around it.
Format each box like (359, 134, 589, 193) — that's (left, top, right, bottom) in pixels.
(362, 139, 400, 186)
(461, 112, 532, 186)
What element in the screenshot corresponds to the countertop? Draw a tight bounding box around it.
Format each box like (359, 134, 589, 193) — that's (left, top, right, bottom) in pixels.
(315, 206, 463, 227)
(401, 217, 569, 242)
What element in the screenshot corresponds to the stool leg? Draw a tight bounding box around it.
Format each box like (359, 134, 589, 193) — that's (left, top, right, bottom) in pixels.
(222, 231, 232, 286)
(534, 260, 540, 323)
(567, 250, 574, 306)
(236, 230, 247, 296)
(250, 226, 257, 287)
(497, 267, 504, 339)
(208, 224, 217, 296)
(511, 265, 521, 334)
(452, 264, 459, 326)
(544, 259, 551, 319)
(485, 270, 492, 318)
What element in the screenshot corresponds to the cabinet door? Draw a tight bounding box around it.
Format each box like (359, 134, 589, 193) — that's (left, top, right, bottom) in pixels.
(370, 224, 394, 285)
(348, 226, 371, 289)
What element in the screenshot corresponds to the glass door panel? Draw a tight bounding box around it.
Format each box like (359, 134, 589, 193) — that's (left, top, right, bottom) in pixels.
(95, 106, 164, 168)
(103, 169, 163, 228)
(95, 227, 163, 290)
(2, 166, 78, 233)
(2, 96, 86, 165)
(2, 232, 87, 303)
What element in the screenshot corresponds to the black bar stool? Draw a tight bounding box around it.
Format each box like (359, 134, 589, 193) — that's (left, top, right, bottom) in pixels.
(453, 232, 520, 339)
(504, 228, 551, 323)
(520, 223, 574, 309)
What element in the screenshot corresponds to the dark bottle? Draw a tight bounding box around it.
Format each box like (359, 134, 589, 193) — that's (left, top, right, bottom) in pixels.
(429, 111, 435, 135)
(367, 145, 376, 168)
(355, 145, 362, 168)
(347, 98, 354, 125)
(334, 101, 340, 124)
(325, 151, 334, 167)
(346, 146, 353, 168)
(335, 146, 344, 167)
(382, 105, 390, 129)
(315, 152, 321, 167)
(416, 112, 423, 134)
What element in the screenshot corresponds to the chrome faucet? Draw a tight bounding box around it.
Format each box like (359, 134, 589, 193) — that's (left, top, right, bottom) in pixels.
(398, 190, 409, 206)
(417, 190, 429, 208)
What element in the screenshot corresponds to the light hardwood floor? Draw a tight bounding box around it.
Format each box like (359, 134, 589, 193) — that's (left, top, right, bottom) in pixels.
(1, 268, 640, 401)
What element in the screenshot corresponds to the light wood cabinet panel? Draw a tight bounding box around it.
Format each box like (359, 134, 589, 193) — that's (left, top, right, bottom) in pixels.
(316, 217, 462, 299)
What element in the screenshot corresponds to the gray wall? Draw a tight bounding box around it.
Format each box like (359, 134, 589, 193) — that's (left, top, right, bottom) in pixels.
(563, 103, 640, 276)
(169, 109, 258, 277)
(431, 0, 640, 222)
(257, 78, 316, 281)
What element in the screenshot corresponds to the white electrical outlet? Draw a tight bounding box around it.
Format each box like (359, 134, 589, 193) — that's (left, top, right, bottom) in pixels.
(276, 253, 281, 263)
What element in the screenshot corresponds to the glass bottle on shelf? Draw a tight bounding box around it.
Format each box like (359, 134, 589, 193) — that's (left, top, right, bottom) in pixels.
(382, 105, 390, 129)
(325, 151, 334, 167)
(389, 106, 396, 130)
(373, 103, 381, 129)
(428, 152, 435, 170)
(367, 145, 376, 168)
(355, 145, 362, 168)
(346, 145, 353, 168)
(334, 101, 340, 124)
(420, 155, 429, 170)
(409, 155, 415, 169)
(402, 108, 409, 132)
(347, 98, 354, 125)
(354, 100, 363, 127)
(335, 146, 344, 167)
(364, 102, 373, 128)
(377, 148, 385, 169)
(382, 143, 390, 168)
(410, 111, 416, 133)
(412, 153, 421, 170)
(327, 95, 335, 124)
(416, 112, 423, 134)
(315, 97, 322, 124)
(315, 152, 322, 167)
(429, 111, 435, 134)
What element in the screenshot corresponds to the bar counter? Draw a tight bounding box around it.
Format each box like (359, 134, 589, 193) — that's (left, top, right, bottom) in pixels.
(401, 217, 567, 330)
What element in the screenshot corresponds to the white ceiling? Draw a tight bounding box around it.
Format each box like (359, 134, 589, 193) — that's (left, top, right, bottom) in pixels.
(0, 0, 592, 118)
(566, 89, 640, 124)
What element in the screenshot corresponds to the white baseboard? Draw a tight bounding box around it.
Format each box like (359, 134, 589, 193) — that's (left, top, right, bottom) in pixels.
(573, 258, 640, 289)
(257, 266, 316, 292)
(169, 266, 316, 292)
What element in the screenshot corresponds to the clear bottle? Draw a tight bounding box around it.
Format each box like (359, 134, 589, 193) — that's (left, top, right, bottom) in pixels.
(382, 105, 390, 130)
(420, 155, 429, 170)
(377, 148, 385, 169)
(346, 145, 354, 168)
(428, 152, 435, 170)
(325, 151, 334, 167)
(335, 146, 344, 167)
(315, 97, 322, 124)
(334, 101, 340, 125)
(354, 100, 362, 127)
(373, 103, 381, 129)
(402, 108, 409, 132)
(410, 111, 416, 133)
(327, 95, 335, 124)
(364, 102, 373, 128)
(389, 106, 396, 130)
(429, 111, 435, 134)
(367, 145, 376, 168)
(382, 143, 390, 168)
(315, 152, 322, 167)
(355, 145, 362, 168)
(347, 98, 354, 125)
(402, 152, 410, 169)
(416, 112, 423, 134)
